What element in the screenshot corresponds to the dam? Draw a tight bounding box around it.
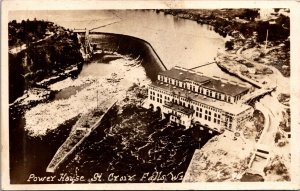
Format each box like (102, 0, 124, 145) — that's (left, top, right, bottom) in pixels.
(9, 10, 226, 183)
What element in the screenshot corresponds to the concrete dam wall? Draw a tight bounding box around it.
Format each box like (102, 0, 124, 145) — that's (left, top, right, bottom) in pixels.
(89, 32, 168, 81)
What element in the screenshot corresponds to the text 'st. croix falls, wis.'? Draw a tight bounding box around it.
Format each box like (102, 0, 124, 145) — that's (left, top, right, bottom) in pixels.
(7, 9, 292, 184)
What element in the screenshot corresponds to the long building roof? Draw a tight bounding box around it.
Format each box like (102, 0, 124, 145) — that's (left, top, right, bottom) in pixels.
(159, 67, 249, 96)
(159, 67, 210, 84)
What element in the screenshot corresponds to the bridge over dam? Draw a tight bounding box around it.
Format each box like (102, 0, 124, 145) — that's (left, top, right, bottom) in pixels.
(74, 29, 168, 82)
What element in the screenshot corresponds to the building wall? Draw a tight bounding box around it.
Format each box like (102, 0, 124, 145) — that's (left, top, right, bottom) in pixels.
(235, 106, 254, 129)
(148, 76, 252, 132)
(148, 85, 227, 131)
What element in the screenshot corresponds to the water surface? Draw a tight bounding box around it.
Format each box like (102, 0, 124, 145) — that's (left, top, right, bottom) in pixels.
(9, 10, 225, 69)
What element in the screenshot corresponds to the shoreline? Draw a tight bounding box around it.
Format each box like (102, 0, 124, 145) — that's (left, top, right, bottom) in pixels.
(8, 10, 291, 183)
(159, 9, 290, 78)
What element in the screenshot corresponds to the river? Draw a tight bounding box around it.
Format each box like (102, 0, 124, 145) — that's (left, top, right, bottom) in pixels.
(10, 10, 224, 70)
(10, 10, 246, 83)
(9, 10, 229, 184)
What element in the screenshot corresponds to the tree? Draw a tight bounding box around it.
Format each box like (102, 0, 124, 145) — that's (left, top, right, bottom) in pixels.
(225, 40, 234, 50)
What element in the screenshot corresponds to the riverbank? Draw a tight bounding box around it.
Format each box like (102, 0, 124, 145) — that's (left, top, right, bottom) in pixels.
(9, 52, 150, 183)
(172, 9, 291, 182)
(159, 9, 290, 78)
(21, 53, 150, 137)
(184, 130, 255, 182)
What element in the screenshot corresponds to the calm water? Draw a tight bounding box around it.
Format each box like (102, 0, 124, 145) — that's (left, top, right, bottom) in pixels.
(9, 10, 224, 69)
(10, 10, 247, 83)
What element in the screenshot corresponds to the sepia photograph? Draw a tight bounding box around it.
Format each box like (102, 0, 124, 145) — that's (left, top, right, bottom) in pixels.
(1, 0, 300, 190)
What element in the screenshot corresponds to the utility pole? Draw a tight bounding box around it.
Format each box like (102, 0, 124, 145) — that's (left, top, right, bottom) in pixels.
(264, 29, 269, 52)
(96, 90, 99, 109)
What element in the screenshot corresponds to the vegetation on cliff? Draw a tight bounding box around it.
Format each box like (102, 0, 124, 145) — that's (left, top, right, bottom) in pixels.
(9, 19, 53, 47)
(9, 19, 84, 103)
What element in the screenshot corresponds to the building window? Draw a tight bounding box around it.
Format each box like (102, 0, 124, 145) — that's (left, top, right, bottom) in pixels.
(208, 116, 211, 121)
(218, 114, 220, 118)
(200, 108, 202, 112)
(196, 112, 198, 117)
(205, 115, 207, 120)
(209, 111, 211, 115)
(205, 110, 207, 114)
(214, 118, 216, 123)
(217, 120, 220, 124)
(157, 98, 159, 102)
(214, 113, 217, 117)
(200, 113, 202, 118)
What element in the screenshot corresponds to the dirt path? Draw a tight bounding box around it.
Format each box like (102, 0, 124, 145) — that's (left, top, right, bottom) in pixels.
(237, 47, 289, 94)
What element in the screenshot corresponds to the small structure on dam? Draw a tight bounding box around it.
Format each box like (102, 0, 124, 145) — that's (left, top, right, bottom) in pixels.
(145, 66, 254, 132)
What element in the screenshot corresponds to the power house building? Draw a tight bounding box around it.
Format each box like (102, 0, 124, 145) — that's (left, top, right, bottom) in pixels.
(147, 66, 254, 132)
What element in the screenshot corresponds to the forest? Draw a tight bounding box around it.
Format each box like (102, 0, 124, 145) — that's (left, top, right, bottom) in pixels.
(9, 19, 84, 103)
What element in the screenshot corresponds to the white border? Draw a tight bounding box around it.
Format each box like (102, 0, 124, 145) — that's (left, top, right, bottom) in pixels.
(1, 0, 300, 190)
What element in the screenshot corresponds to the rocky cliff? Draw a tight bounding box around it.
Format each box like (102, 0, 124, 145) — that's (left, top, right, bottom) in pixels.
(9, 20, 84, 103)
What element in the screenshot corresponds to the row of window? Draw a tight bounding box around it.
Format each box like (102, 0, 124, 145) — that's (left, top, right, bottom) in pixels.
(149, 95, 163, 104)
(224, 121, 233, 129)
(149, 88, 172, 98)
(150, 88, 223, 119)
(192, 100, 221, 113)
(151, 87, 222, 114)
(150, 89, 240, 125)
(195, 112, 221, 124)
(170, 115, 186, 125)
